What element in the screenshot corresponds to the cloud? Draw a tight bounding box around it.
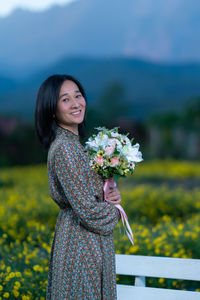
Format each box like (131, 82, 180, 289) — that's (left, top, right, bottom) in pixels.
(0, 0, 74, 17)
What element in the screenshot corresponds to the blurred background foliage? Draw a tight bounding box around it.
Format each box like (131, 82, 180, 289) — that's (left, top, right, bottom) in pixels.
(0, 94, 199, 167)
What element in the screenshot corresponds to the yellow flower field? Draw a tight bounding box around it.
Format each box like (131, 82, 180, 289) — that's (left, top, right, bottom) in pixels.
(0, 160, 199, 297)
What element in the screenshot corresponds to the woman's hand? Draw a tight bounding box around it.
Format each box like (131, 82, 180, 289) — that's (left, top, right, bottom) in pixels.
(106, 187, 121, 205)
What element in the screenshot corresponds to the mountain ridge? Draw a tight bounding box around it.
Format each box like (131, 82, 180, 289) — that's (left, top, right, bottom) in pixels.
(0, 0, 200, 77)
(0, 56, 200, 121)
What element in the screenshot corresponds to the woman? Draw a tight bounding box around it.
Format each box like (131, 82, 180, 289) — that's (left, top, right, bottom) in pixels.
(35, 74, 122, 299)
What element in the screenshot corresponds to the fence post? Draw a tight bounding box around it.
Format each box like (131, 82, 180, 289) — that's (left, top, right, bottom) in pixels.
(135, 276, 146, 287)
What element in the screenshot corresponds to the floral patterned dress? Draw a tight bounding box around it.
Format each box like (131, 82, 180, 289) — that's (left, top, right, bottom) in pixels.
(46, 123, 120, 299)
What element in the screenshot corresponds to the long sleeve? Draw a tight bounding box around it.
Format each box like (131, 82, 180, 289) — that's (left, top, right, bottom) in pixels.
(54, 142, 120, 236)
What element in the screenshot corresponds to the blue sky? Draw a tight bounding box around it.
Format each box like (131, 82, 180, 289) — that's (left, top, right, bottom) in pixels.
(0, 0, 75, 17)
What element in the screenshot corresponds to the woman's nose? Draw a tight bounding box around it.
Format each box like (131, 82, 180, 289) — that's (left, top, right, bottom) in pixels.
(71, 97, 80, 107)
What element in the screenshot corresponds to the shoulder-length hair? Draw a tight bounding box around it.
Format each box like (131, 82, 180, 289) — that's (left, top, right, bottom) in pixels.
(35, 74, 87, 150)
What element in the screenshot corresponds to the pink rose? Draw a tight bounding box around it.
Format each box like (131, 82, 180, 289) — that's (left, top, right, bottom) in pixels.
(110, 156, 119, 167)
(95, 156, 104, 166)
(109, 138, 117, 148)
(105, 145, 115, 155)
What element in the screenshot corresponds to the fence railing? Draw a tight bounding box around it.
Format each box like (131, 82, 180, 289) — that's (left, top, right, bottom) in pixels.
(116, 254, 200, 300)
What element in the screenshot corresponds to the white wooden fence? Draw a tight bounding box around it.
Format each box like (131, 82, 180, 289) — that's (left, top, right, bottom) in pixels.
(116, 254, 200, 300)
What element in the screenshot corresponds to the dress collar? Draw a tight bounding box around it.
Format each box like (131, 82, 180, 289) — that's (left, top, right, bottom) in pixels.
(55, 123, 79, 140)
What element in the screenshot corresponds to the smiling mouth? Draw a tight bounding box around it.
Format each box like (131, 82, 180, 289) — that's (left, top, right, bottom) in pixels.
(71, 110, 81, 115)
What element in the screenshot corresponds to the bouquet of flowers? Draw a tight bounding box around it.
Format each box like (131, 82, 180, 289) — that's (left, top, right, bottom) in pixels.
(84, 126, 143, 245)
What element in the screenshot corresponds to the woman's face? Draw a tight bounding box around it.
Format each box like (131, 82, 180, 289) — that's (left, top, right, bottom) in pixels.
(55, 80, 86, 133)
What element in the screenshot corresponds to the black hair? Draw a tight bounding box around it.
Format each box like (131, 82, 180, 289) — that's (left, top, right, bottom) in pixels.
(34, 74, 87, 150)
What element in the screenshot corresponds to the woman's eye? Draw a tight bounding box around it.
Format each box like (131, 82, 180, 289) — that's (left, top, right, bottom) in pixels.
(63, 98, 69, 102)
(76, 94, 82, 98)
